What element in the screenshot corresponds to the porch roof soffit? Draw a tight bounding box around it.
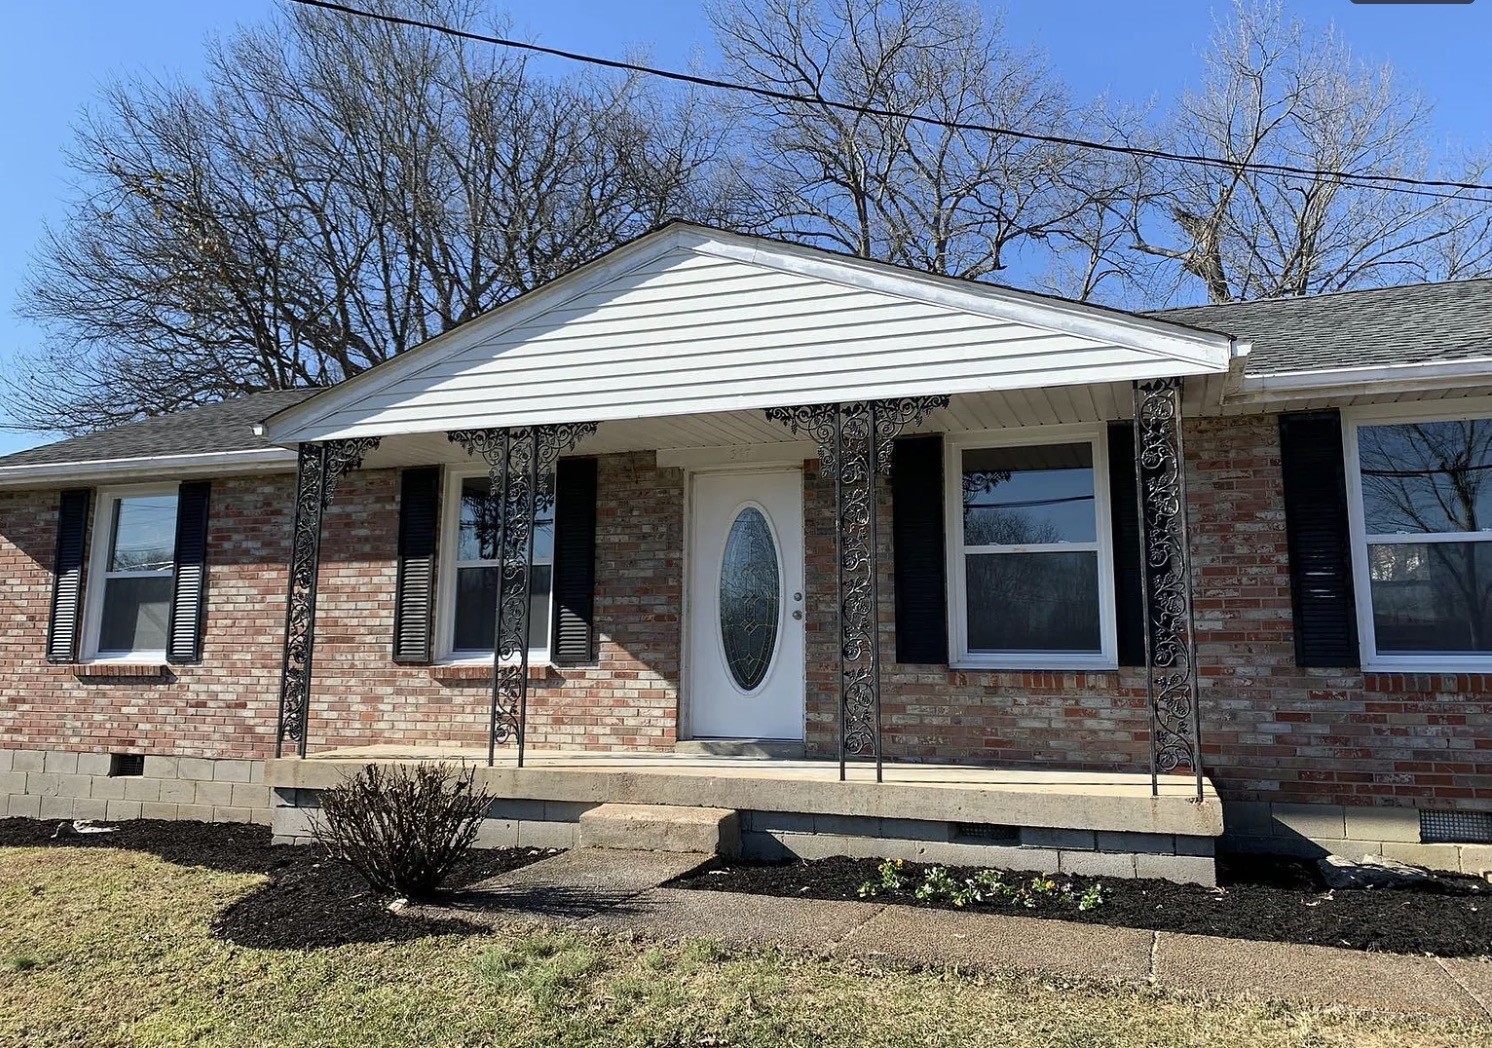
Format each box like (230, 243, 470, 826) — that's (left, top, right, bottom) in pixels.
(259, 224, 1239, 446)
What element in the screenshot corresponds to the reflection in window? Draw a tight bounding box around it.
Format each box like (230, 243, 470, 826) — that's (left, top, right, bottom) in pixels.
(957, 442, 1103, 658)
(97, 494, 178, 656)
(1356, 418, 1492, 659)
(451, 476, 552, 654)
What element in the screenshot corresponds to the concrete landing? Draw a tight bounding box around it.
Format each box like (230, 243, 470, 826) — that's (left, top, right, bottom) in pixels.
(578, 803, 740, 856)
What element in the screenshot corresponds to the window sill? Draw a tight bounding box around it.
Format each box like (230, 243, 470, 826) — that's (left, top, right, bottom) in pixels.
(949, 660, 1119, 674)
(428, 663, 559, 683)
(67, 663, 169, 679)
(1361, 658, 1492, 675)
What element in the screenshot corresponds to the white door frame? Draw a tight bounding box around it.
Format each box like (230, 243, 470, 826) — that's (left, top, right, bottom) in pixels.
(680, 463, 807, 741)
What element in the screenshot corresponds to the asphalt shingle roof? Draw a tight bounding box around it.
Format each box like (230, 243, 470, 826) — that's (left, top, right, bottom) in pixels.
(0, 389, 317, 470)
(1156, 277, 1492, 375)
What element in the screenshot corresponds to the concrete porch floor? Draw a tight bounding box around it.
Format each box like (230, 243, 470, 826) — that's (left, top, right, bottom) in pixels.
(268, 746, 1222, 840)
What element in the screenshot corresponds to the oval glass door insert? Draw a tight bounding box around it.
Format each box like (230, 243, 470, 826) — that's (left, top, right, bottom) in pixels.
(719, 507, 781, 691)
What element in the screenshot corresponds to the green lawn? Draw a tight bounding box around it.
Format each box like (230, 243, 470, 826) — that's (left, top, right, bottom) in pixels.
(0, 843, 1487, 1048)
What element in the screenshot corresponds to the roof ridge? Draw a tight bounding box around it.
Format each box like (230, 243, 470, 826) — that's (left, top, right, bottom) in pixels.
(1155, 274, 1492, 314)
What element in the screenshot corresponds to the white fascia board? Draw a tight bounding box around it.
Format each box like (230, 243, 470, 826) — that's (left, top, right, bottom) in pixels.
(263, 223, 1237, 445)
(0, 448, 297, 489)
(282, 354, 1223, 443)
(1229, 356, 1492, 405)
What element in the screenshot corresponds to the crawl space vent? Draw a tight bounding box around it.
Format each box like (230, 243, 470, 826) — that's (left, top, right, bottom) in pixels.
(1420, 809, 1492, 845)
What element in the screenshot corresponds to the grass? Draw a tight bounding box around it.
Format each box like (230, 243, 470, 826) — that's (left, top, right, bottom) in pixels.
(0, 845, 1489, 1048)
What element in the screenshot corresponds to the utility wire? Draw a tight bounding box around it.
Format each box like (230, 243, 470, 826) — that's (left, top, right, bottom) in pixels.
(285, 0, 1492, 206)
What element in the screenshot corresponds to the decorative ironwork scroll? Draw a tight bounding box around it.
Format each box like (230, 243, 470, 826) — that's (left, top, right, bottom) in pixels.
(1132, 378, 1204, 801)
(276, 436, 381, 756)
(766, 397, 948, 781)
(449, 422, 597, 767)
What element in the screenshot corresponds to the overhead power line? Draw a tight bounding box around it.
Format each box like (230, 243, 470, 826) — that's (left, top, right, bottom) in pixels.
(284, 0, 1492, 205)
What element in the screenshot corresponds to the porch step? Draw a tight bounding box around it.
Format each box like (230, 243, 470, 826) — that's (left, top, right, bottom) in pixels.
(578, 803, 741, 857)
(674, 738, 806, 759)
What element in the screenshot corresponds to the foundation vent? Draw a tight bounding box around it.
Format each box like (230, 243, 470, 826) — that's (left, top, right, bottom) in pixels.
(1420, 809, 1492, 845)
(109, 754, 145, 778)
(952, 822, 1019, 844)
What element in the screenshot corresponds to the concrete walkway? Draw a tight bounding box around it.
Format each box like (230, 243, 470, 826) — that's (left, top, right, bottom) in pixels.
(425, 849, 1492, 1020)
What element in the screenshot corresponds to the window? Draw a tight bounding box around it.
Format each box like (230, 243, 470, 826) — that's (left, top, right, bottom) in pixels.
(1346, 409, 1492, 669)
(438, 472, 553, 661)
(946, 430, 1115, 669)
(84, 489, 179, 661)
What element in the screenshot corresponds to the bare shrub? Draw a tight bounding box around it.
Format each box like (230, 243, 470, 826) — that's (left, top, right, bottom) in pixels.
(310, 762, 493, 899)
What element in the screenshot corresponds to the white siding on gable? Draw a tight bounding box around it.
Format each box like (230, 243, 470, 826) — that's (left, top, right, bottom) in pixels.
(272, 229, 1234, 442)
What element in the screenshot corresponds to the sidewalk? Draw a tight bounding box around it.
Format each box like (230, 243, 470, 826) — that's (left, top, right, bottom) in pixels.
(425, 849, 1492, 1020)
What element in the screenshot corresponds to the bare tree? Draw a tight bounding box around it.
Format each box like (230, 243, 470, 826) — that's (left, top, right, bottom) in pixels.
(12, 0, 737, 434)
(709, 0, 1102, 280)
(1132, 0, 1492, 304)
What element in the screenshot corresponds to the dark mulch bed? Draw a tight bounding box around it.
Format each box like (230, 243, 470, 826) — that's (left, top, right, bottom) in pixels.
(0, 817, 554, 949)
(671, 853, 1492, 958)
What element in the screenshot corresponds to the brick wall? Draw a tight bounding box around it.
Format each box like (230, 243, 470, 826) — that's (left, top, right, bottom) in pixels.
(3, 423, 1489, 817)
(803, 414, 1492, 813)
(0, 451, 681, 760)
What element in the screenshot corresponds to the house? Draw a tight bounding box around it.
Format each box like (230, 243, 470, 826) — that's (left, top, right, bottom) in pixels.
(1, 222, 1489, 885)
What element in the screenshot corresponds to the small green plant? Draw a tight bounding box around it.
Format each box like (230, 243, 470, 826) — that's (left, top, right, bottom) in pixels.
(857, 859, 1105, 913)
(6, 955, 40, 972)
(858, 857, 911, 898)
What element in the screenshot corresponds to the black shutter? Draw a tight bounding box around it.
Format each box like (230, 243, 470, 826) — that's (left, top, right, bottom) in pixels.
(1280, 411, 1360, 667)
(46, 488, 91, 663)
(1108, 422, 1146, 667)
(166, 481, 211, 663)
(892, 434, 948, 664)
(551, 457, 598, 666)
(393, 467, 441, 664)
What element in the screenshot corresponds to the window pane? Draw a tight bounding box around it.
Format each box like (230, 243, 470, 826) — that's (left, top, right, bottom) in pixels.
(962, 443, 1096, 546)
(1369, 541, 1492, 654)
(1359, 420, 1492, 535)
(453, 565, 552, 653)
(98, 576, 172, 653)
(965, 551, 1101, 653)
(458, 477, 554, 562)
(109, 496, 178, 571)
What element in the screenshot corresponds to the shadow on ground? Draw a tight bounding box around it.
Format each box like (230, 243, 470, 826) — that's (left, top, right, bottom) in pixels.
(0, 816, 557, 949)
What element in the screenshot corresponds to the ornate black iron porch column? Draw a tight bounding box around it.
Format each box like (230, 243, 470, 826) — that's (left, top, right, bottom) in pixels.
(275, 437, 381, 757)
(766, 397, 948, 782)
(449, 423, 597, 767)
(1132, 377, 1205, 801)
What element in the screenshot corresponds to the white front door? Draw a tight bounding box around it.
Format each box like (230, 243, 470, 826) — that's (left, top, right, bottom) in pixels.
(687, 469, 805, 740)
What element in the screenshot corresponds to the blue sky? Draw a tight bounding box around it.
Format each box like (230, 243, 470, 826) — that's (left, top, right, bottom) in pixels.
(1, 0, 1489, 455)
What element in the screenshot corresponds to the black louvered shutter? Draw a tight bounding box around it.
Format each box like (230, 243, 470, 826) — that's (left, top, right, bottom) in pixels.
(551, 457, 598, 666)
(46, 489, 91, 663)
(166, 481, 211, 663)
(892, 434, 948, 664)
(1280, 411, 1360, 667)
(1108, 422, 1146, 667)
(393, 467, 441, 664)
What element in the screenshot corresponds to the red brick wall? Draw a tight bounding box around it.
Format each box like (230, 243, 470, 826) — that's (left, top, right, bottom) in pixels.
(0, 452, 681, 759)
(803, 414, 1492, 811)
(3, 425, 1489, 813)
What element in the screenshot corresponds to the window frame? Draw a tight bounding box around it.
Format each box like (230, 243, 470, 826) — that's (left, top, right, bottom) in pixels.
(82, 484, 179, 663)
(433, 467, 554, 665)
(942, 425, 1118, 671)
(1343, 399, 1492, 672)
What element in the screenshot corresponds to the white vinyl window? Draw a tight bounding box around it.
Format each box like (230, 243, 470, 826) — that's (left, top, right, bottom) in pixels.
(944, 428, 1116, 670)
(1345, 405, 1492, 670)
(84, 487, 179, 661)
(435, 471, 553, 662)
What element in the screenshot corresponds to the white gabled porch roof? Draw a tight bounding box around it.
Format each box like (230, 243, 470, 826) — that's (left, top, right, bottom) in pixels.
(261, 223, 1241, 445)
